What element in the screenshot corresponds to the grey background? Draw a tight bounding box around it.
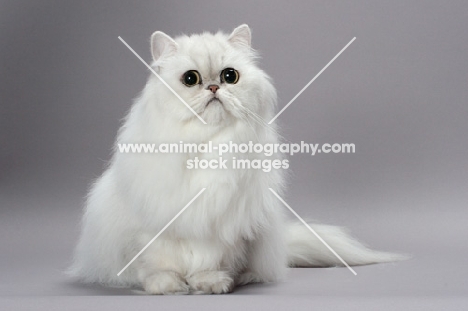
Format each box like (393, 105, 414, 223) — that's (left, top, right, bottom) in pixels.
(1, 0, 467, 310)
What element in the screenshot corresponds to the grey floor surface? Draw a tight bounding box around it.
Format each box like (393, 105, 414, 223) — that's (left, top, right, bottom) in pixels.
(1, 176, 467, 311)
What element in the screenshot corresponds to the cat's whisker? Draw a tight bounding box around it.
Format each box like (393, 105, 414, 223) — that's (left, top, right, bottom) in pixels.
(238, 112, 260, 142)
(239, 105, 280, 137)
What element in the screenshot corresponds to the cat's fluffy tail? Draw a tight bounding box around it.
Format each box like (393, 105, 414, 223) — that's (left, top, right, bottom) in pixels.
(286, 222, 408, 267)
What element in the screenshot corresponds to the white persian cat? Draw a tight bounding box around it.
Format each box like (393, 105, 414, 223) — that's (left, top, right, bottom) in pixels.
(69, 25, 403, 294)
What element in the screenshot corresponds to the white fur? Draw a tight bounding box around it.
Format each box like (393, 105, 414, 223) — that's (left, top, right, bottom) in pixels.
(69, 25, 405, 294)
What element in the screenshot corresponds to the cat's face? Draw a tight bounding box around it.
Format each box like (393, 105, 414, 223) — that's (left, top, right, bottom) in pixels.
(150, 25, 276, 127)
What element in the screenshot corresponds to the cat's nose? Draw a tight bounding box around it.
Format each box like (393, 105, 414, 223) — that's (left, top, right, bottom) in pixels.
(207, 84, 219, 93)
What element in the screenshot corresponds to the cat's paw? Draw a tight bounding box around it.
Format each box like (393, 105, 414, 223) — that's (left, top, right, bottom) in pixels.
(235, 271, 264, 286)
(143, 271, 189, 295)
(187, 270, 234, 294)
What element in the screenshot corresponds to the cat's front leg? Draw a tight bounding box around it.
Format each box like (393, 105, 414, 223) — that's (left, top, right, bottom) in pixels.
(135, 237, 190, 295)
(135, 236, 235, 294)
(184, 239, 237, 294)
(142, 270, 189, 295)
(186, 270, 234, 294)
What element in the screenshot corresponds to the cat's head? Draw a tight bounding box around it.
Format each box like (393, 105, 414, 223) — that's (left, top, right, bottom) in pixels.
(149, 25, 276, 128)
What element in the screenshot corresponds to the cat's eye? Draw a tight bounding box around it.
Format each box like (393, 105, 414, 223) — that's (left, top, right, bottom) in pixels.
(221, 68, 239, 84)
(182, 70, 201, 87)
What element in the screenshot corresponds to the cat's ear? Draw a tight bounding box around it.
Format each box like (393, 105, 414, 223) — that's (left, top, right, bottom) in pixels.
(228, 24, 251, 49)
(150, 31, 178, 62)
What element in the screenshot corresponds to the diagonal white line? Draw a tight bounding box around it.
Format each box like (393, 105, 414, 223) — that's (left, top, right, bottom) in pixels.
(118, 36, 207, 125)
(268, 188, 357, 275)
(268, 37, 356, 124)
(117, 188, 206, 276)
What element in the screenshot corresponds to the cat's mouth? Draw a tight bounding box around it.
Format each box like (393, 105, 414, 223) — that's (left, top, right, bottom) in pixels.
(206, 97, 223, 107)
